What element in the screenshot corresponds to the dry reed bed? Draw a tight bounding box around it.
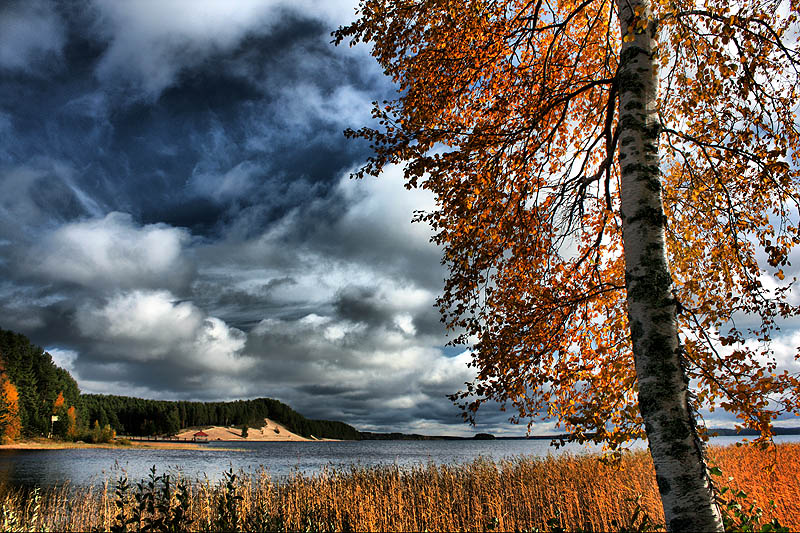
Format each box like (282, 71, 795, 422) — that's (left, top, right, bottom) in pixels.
(1, 442, 797, 532)
(708, 443, 800, 527)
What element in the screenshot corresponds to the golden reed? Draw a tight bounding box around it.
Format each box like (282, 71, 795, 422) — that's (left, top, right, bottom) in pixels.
(0, 443, 797, 532)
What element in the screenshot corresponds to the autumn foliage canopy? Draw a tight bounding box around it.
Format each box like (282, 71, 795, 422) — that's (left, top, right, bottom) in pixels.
(336, 0, 800, 449)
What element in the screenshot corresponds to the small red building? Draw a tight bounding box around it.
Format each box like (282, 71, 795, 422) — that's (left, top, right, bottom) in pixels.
(193, 430, 209, 441)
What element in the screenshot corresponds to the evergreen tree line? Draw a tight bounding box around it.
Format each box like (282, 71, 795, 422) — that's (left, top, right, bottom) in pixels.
(0, 328, 360, 441)
(0, 329, 80, 440)
(81, 394, 362, 440)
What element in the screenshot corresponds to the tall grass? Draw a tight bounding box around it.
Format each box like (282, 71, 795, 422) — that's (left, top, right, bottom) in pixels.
(708, 443, 800, 529)
(0, 443, 797, 532)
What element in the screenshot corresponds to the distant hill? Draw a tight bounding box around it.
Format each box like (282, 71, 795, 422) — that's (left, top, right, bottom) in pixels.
(361, 427, 800, 440)
(708, 427, 800, 436)
(358, 431, 463, 440)
(82, 394, 361, 440)
(0, 327, 360, 441)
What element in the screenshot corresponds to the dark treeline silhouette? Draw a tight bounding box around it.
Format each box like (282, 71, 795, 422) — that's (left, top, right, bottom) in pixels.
(81, 394, 361, 440)
(0, 327, 360, 441)
(0, 328, 80, 437)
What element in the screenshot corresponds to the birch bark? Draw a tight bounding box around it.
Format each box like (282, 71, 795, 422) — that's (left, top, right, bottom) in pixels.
(616, 0, 724, 530)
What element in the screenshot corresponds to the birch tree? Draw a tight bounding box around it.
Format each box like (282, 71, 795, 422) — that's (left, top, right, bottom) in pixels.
(336, 0, 800, 529)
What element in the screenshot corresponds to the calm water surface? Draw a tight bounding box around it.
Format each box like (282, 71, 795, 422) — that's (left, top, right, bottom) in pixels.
(0, 435, 797, 489)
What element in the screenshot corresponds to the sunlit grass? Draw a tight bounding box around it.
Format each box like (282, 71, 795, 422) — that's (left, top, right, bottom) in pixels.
(0, 443, 797, 532)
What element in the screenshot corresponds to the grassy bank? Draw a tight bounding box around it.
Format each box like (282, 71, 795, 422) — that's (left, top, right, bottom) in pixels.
(0, 443, 797, 532)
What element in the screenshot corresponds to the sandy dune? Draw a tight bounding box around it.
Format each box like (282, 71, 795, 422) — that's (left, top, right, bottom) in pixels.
(174, 418, 314, 442)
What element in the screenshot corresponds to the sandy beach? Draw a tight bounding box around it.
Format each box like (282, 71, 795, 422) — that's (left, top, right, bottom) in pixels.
(175, 418, 318, 442)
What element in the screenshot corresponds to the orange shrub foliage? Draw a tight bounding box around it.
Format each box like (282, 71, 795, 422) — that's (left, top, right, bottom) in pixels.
(53, 391, 65, 412)
(0, 378, 21, 443)
(66, 405, 78, 440)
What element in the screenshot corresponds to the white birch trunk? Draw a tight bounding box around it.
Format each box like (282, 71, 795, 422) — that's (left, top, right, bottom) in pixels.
(616, 0, 724, 530)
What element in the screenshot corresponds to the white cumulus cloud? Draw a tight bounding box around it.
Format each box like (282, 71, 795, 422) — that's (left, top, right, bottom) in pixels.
(33, 212, 193, 291)
(76, 289, 252, 373)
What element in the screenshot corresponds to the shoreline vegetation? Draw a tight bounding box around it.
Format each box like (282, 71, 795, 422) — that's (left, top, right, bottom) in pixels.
(0, 417, 339, 451)
(0, 438, 208, 451)
(0, 443, 796, 532)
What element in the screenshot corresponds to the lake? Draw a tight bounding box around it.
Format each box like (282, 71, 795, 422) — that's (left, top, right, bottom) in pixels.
(1, 435, 798, 489)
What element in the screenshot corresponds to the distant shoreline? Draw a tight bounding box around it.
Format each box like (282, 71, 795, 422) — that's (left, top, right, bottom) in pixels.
(0, 439, 209, 451)
(359, 427, 800, 441)
(4, 426, 797, 451)
(0, 417, 334, 451)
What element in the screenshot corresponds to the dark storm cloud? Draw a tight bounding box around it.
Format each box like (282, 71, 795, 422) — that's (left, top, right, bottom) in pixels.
(0, 1, 66, 74)
(0, 0, 533, 436)
(257, 173, 447, 292)
(333, 286, 394, 328)
(0, 290, 77, 347)
(190, 276, 300, 329)
(0, 159, 104, 239)
(1, 3, 381, 238)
